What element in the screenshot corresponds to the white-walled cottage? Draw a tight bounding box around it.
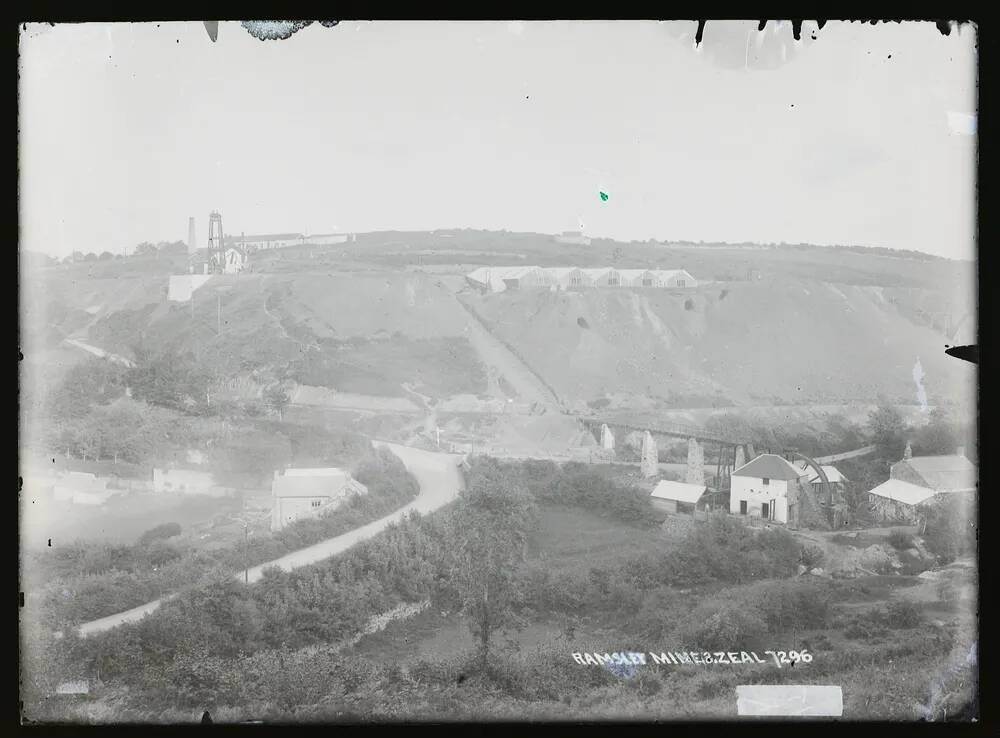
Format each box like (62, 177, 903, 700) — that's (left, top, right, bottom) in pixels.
(730, 454, 809, 525)
(271, 467, 368, 532)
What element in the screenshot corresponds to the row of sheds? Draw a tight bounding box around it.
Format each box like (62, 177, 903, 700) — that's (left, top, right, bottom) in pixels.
(466, 266, 698, 293)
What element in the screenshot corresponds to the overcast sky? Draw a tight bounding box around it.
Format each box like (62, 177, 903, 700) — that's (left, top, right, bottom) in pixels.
(18, 20, 977, 260)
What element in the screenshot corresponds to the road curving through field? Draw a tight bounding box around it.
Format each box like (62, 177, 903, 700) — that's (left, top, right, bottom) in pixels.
(74, 443, 464, 637)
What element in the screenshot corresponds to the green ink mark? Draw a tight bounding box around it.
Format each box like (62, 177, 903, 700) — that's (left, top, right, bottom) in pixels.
(600, 191, 609, 202)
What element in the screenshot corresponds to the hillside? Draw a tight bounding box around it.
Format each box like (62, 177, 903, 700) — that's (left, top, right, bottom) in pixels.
(22, 233, 975, 425)
(466, 275, 974, 412)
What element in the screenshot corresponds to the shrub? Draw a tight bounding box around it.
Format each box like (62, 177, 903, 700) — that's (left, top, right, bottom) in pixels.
(137, 522, 183, 546)
(843, 610, 889, 642)
(680, 604, 768, 651)
(887, 529, 914, 551)
(684, 299, 694, 311)
(923, 495, 976, 563)
(885, 600, 922, 628)
(799, 544, 825, 569)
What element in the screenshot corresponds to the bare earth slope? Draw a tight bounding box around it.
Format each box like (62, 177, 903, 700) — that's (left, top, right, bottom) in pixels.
(468, 276, 974, 410)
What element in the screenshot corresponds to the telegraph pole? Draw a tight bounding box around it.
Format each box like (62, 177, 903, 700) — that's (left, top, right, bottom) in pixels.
(217, 294, 222, 335)
(244, 522, 249, 584)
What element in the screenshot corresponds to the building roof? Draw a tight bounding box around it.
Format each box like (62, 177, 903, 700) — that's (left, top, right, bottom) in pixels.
(867, 478, 941, 506)
(653, 269, 693, 281)
(617, 269, 652, 279)
(794, 462, 848, 484)
(272, 469, 350, 498)
(895, 455, 977, 492)
(651, 479, 707, 503)
(580, 267, 616, 278)
(229, 233, 303, 242)
(733, 454, 807, 481)
(546, 267, 582, 278)
(283, 467, 348, 477)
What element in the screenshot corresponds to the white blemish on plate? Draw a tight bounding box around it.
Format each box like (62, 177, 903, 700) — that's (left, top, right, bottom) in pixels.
(947, 112, 977, 136)
(736, 685, 843, 716)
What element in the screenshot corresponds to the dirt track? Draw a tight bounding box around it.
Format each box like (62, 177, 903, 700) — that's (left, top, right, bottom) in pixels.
(75, 443, 464, 637)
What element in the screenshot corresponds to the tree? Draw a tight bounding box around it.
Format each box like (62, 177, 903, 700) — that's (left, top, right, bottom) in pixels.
(126, 348, 211, 412)
(48, 358, 128, 420)
(99, 251, 114, 260)
(868, 402, 907, 460)
(134, 242, 157, 257)
(451, 461, 536, 669)
(83, 252, 98, 262)
(914, 406, 957, 456)
(263, 383, 292, 421)
(923, 495, 976, 563)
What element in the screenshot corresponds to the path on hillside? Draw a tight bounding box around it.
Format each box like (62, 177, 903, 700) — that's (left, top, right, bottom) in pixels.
(76, 443, 464, 637)
(61, 338, 135, 368)
(814, 445, 877, 464)
(446, 289, 562, 409)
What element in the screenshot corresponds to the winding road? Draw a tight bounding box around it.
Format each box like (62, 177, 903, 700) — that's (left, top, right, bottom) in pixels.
(75, 442, 464, 637)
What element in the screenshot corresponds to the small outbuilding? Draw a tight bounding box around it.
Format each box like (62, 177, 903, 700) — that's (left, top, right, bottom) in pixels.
(866, 478, 942, 524)
(650, 479, 709, 515)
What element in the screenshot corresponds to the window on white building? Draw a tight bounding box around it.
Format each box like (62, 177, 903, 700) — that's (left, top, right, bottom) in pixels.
(311, 500, 322, 508)
(762, 478, 770, 485)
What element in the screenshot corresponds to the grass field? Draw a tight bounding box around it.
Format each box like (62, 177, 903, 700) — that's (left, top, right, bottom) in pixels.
(21, 488, 246, 551)
(526, 504, 665, 576)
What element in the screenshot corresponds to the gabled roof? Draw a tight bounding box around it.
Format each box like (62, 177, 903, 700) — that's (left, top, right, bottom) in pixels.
(653, 269, 694, 281)
(284, 467, 348, 477)
(545, 267, 583, 278)
(272, 469, 350, 498)
(867, 478, 940, 506)
(580, 267, 616, 278)
(733, 454, 807, 481)
(794, 462, 848, 484)
(895, 455, 977, 492)
(651, 479, 707, 503)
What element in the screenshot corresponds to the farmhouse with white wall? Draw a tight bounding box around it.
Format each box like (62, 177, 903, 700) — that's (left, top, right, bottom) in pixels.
(729, 454, 809, 526)
(271, 467, 369, 532)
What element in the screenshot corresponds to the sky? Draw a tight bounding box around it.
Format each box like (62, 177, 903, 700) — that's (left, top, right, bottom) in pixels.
(18, 20, 978, 260)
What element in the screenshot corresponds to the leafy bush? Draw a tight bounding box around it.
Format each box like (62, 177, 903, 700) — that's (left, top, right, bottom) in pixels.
(887, 529, 914, 551)
(684, 299, 694, 311)
(885, 600, 922, 628)
(679, 604, 768, 651)
(923, 495, 976, 563)
(843, 610, 889, 642)
(138, 522, 183, 546)
(800, 544, 825, 568)
(658, 513, 804, 586)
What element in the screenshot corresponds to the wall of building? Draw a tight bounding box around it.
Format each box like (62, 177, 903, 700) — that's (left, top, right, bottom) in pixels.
(889, 461, 927, 487)
(869, 494, 921, 524)
(730, 476, 790, 523)
(153, 469, 215, 493)
(271, 495, 348, 531)
(651, 497, 678, 515)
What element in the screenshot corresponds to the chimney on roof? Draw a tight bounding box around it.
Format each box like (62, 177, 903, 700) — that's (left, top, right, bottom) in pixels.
(903, 441, 913, 460)
(957, 446, 966, 458)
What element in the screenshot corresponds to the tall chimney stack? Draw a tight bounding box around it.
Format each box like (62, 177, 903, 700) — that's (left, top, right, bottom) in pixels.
(188, 217, 197, 254)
